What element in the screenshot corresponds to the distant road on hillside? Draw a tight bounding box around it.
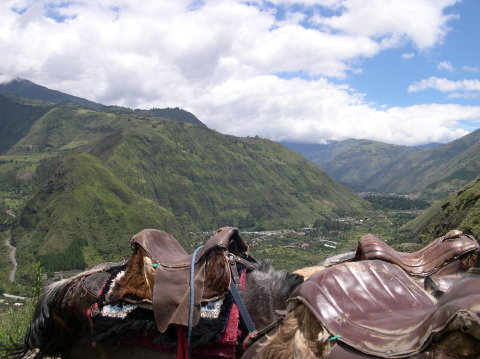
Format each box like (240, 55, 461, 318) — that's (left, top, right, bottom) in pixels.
(5, 237, 17, 283)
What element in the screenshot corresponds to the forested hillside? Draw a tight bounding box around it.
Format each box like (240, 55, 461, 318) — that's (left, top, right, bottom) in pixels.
(402, 176, 480, 241)
(0, 85, 369, 279)
(0, 95, 53, 154)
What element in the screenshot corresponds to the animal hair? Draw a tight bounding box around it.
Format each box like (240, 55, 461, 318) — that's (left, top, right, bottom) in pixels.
(203, 248, 230, 299)
(244, 259, 304, 330)
(257, 303, 331, 359)
(106, 246, 155, 303)
(430, 331, 480, 358)
(7, 274, 95, 359)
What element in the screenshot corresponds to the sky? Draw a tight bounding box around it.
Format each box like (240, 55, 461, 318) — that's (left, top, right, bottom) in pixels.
(1, 0, 480, 146)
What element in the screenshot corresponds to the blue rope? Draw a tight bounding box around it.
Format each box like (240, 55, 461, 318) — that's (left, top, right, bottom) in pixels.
(187, 245, 204, 359)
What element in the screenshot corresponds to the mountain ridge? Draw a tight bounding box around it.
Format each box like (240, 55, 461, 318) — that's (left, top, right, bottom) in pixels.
(281, 139, 418, 189)
(0, 78, 206, 127)
(0, 85, 370, 278)
(367, 129, 480, 198)
(282, 130, 480, 200)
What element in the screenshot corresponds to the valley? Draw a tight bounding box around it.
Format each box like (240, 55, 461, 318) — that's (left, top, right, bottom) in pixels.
(0, 79, 479, 297)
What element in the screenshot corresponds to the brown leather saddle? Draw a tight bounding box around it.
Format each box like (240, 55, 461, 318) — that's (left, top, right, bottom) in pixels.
(131, 227, 252, 333)
(290, 260, 480, 358)
(353, 230, 479, 293)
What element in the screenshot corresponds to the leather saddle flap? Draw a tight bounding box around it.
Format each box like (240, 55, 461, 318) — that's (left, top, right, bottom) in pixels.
(356, 232, 479, 276)
(291, 260, 437, 357)
(325, 268, 480, 358)
(132, 227, 248, 333)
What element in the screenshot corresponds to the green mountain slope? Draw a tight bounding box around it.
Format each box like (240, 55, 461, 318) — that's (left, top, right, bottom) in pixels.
(97, 122, 368, 230)
(282, 139, 417, 189)
(0, 78, 103, 109)
(402, 176, 480, 241)
(11, 153, 182, 276)
(0, 86, 370, 280)
(134, 107, 205, 127)
(8, 105, 123, 153)
(2, 100, 369, 277)
(0, 78, 205, 127)
(0, 95, 53, 154)
(368, 129, 480, 198)
(9, 104, 368, 229)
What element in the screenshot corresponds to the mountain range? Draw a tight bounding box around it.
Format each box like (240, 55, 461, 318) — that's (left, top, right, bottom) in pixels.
(281, 139, 418, 190)
(2, 78, 479, 282)
(283, 131, 480, 200)
(0, 79, 368, 279)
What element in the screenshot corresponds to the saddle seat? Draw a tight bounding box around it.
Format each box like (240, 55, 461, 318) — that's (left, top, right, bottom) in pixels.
(131, 227, 250, 333)
(290, 260, 480, 358)
(354, 230, 479, 276)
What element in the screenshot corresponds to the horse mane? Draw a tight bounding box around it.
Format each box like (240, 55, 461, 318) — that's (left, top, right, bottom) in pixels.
(6, 267, 107, 359)
(244, 259, 304, 330)
(256, 302, 332, 359)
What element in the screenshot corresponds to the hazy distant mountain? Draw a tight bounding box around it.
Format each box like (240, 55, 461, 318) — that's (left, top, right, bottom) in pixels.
(368, 129, 480, 198)
(283, 131, 480, 199)
(281, 139, 418, 190)
(413, 143, 442, 150)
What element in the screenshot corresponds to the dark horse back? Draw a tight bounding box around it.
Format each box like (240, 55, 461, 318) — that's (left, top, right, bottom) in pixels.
(7, 269, 111, 359)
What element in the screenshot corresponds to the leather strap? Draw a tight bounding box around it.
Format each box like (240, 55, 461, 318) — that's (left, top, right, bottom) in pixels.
(230, 274, 256, 333)
(187, 245, 204, 359)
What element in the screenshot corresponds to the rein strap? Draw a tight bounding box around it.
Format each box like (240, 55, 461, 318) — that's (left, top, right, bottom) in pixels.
(230, 273, 256, 334)
(187, 245, 204, 359)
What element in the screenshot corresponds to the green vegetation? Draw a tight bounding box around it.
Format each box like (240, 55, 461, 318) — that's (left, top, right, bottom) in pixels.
(363, 194, 430, 210)
(134, 107, 205, 126)
(0, 95, 53, 154)
(11, 153, 182, 280)
(245, 206, 423, 271)
(104, 122, 368, 230)
(0, 262, 43, 356)
(0, 300, 34, 355)
(402, 176, 480, 242)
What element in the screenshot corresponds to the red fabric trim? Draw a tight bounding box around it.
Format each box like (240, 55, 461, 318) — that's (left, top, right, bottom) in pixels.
(240, 269, 247, 290)
(176, 326, 188, 359)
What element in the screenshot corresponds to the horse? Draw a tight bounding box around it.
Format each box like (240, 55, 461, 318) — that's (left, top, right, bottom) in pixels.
(246, 258, 480, 359)
(6, 228, 304, 359)
(243, 230, 480, 359)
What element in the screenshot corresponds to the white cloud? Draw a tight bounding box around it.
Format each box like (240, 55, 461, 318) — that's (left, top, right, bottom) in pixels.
(408, 77, 480, 93)
(401, 52, 415, 60)
(191, 75, 479, 146)
(0, 0, 475, 146)
(437, 61, 454, 71)
(311, 0, 460, 49)
(448, 92, 480, 100)
(464, 65, 479, 73)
